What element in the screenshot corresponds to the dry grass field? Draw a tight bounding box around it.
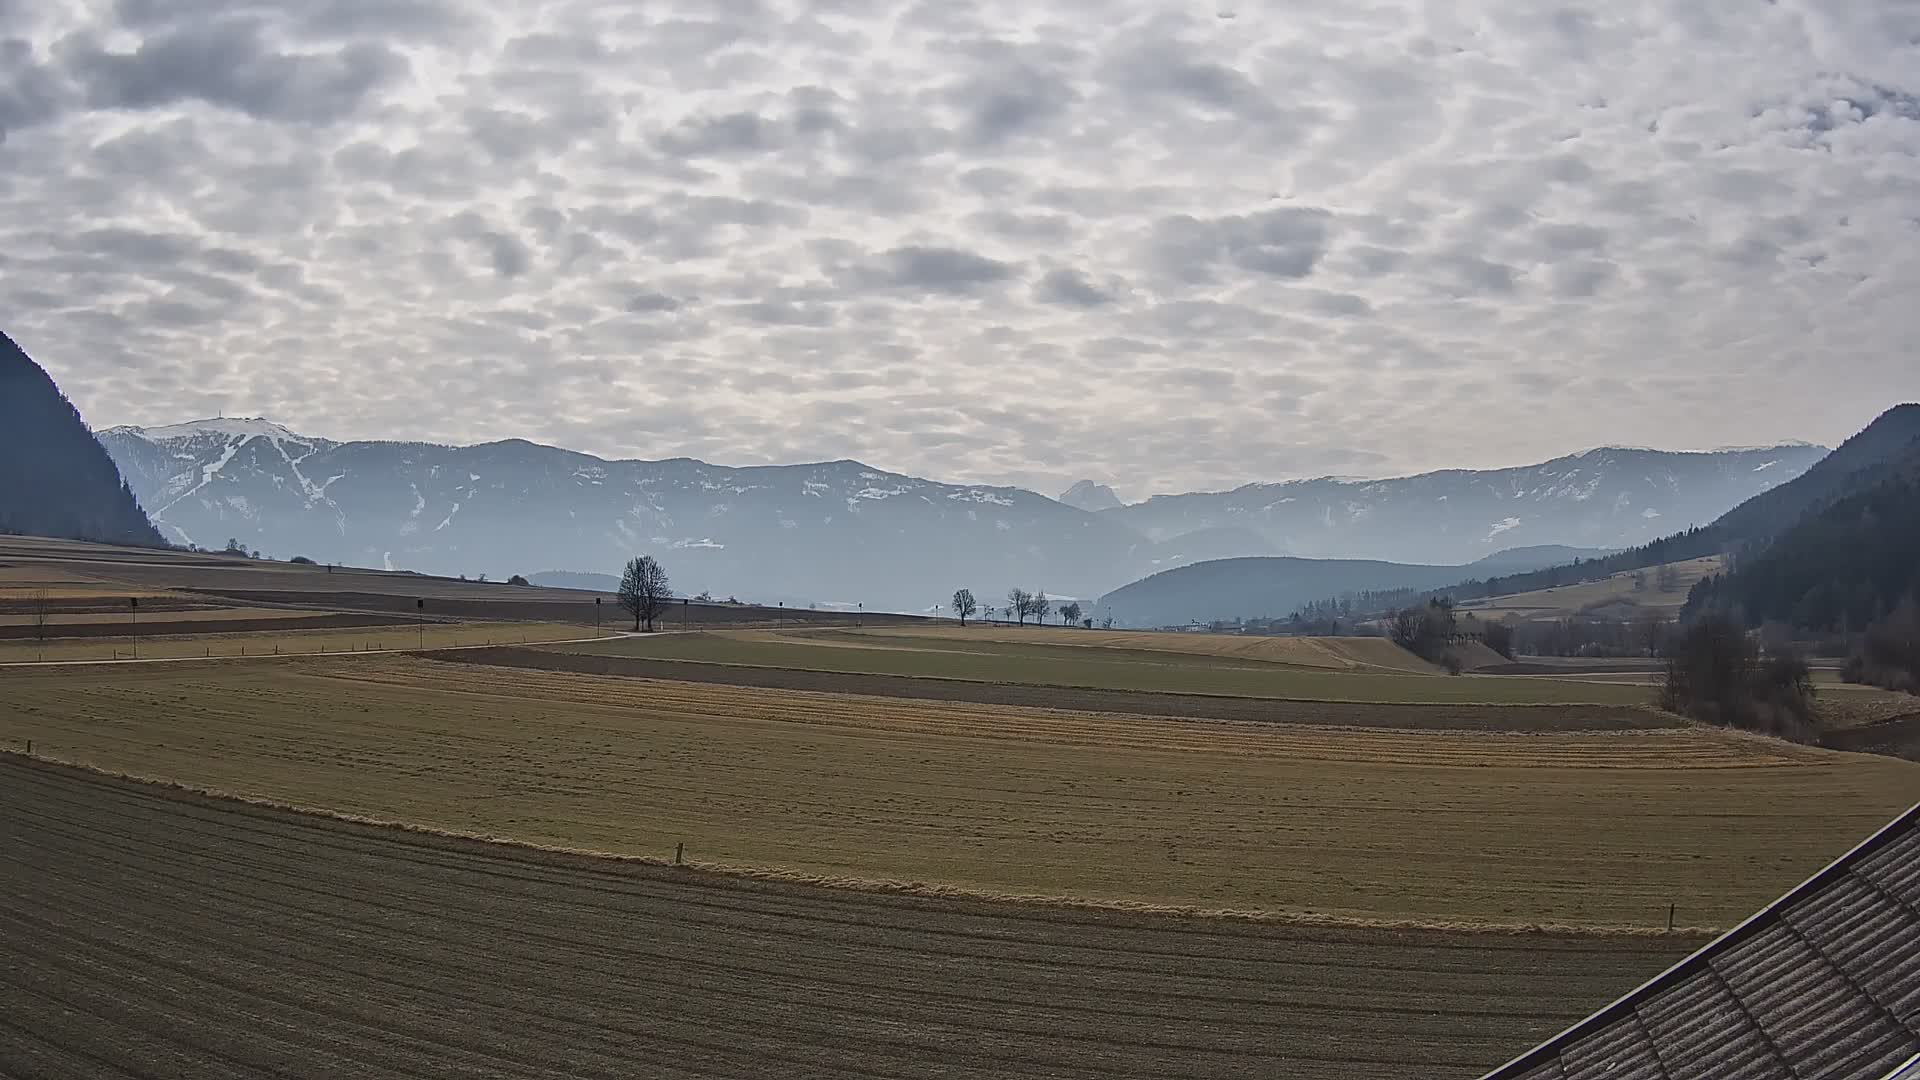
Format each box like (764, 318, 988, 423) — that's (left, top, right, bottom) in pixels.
(543, 628, 1657, 705)
(0, 621, 601, 662)
(861, 624, 1450, 672)
(0, 756, 1702, 1080)
(4, 655, 1913, 929)
(1459, 556, 1725, 621)
(0, 535, 921, 630)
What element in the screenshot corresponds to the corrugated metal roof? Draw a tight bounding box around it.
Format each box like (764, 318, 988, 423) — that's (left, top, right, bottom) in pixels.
(1883, 1053, 1920, 1080)
(1484, 802, 1920, 1080)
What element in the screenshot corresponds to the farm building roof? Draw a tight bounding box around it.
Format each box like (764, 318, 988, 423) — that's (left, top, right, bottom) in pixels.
(1484, 801, 1920, 1080)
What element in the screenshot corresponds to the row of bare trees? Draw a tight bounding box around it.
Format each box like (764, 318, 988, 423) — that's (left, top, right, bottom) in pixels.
(950, 588, 1085, 628)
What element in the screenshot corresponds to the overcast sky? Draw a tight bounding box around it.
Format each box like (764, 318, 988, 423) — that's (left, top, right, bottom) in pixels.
(3, 1, 1918, 499)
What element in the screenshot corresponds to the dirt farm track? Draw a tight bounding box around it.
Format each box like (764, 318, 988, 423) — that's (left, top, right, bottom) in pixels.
(0, 756, 1697, 1079)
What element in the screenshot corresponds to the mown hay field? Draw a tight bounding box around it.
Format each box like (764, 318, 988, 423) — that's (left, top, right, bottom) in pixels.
(542, 629, 1656, 705)
(1458, 556, 1726, 620)
(3, 655, 1913, 929)
(0, 621, 602, 662)
(0, 605, 342, 627)
(0, 757, 1702, 1079)
(854, 625, 1449, 672)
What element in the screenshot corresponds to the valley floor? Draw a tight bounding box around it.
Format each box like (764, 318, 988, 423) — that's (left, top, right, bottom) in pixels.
(4, 654, 1912, 929)
(0, 756, 1697, 1080)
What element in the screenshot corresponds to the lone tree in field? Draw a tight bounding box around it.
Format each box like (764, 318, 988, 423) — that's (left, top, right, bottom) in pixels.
(1008, 588, 1032, 626)
(618, 556, 672, 631)
(1032, 591, 1052, 627)
(1060, 601, 1082, 626)
(952, 588, 977, 626)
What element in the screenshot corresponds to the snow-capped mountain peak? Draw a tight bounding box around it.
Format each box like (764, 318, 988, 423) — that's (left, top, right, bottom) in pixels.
(107, 417, 309, 443)
(96, 422, 1832, 609)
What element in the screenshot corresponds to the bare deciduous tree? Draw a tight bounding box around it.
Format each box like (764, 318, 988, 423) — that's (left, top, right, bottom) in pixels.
(1008, 588, 1031, 626)
(618, 556, 672, 631)
(1031, 591, 1051, 627)
(1060, 601, 1083, 626)
(951, 588, 977, 626)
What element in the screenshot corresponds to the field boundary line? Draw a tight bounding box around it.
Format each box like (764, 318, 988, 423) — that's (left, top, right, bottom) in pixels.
(0, 750, 1718, 938)
(0, 630, 637, 669)
(440, 645, 1672, 713)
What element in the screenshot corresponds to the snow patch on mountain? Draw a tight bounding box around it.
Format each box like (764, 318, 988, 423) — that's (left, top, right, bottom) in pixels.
(112, 417, 302, 442)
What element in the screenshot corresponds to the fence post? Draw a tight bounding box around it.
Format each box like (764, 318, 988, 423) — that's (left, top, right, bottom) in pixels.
(1667, 903, 1675, 931)
(675, 842, 684, 866)
(24, 739, 30, 756)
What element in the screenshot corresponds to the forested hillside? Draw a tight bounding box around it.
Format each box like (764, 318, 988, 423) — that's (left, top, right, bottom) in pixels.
(1684, 440, 1920, 633)
(0, 331, 164, 547)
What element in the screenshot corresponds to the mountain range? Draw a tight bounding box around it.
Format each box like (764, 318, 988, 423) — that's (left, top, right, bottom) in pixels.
(1, 331, 163, 548)
(1093, 444, 1829, 565)
(1108, 404, 1920, 629)
(96, 414, 1824, 612)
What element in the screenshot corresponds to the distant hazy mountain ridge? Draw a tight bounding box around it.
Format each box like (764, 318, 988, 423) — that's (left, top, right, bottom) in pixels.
(0, 332, 164, 548)
(1059, 480, 1123, 513)
(99, 418, 1824, 611)
(1101, 445, 1828, 566)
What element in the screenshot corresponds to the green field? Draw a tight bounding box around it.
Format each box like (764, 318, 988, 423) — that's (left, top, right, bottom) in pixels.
(543, 629, 1657, 705)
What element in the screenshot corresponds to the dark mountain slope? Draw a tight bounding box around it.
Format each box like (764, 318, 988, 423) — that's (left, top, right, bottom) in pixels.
(1684, 436, 1920, 632)
(1709, 403, 1920, 546)
(0, 332, 163, 547)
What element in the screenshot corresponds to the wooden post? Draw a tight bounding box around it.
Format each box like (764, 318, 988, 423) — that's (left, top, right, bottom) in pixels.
(675, 842, 684, 866)
(24, 739, 30, 756)
(1667, 904, 1675, 931)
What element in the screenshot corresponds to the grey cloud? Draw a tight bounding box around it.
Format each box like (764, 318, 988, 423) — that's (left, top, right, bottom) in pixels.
(66, 18, 406, 124)
(960, 167, 1022, 197)
(1034, 268, 1116, 308)
(667, 195, 807, 229)
(1304, 291, 1373, 318)
(863, 246, 1019, 295)
(727, 300, 835, 327)
(1430, 253, 1521, 295)
(486, 233, 531, 278)
(1535, 223, 1609, 253)
(656, 111, 781, 157)
(969, 209, 1074, 244)
(112, 0, 469, 39)
(625, 292, 682, 314)
(1551, 261, 1615, 298)
(1110, 36, 1268, 116)
(946, 44, 1083, 146)
(1342, 245, 1408, 277)
(1148, 208, 1333, 283)
(0, 39, 69, 141)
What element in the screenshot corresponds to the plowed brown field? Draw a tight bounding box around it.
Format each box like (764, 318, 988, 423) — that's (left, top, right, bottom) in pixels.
(0, 756, 1699, 1079)
(4, 656, 1914, 928)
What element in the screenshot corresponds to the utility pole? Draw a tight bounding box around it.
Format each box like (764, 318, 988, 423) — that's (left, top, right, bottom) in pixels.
(595, 596, 602, 633)
(416, 598, 425, 650)
(129, 597, 139, 659)
(682, 597, 689, 631)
